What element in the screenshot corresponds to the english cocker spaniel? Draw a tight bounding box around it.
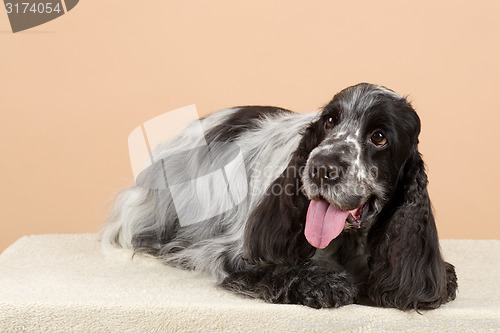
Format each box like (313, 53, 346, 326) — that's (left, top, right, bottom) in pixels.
(102, 83, 457, 310)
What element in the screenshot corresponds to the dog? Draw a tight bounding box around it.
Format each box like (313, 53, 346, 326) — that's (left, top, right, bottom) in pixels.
(101, 83, 457, 310)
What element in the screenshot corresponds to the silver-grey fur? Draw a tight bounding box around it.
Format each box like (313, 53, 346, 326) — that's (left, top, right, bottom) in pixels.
(101, 83, 457, 310)
(102, 107, 318, 281)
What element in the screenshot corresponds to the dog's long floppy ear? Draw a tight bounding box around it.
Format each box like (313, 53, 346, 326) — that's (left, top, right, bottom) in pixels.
(243, 121, 323, 267)
(367, 148, 455, 310)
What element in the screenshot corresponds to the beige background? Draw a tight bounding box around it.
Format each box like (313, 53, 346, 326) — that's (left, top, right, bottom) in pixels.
(1, 1, 499, 253)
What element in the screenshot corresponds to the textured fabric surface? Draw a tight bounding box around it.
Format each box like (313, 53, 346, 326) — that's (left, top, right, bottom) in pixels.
(0, 234, 499, 332)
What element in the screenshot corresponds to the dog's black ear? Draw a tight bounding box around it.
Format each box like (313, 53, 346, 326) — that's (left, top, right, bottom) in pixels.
(243, 121, 323, 267)
(367, 149, 457, 309)
(242, 163, 314, 266)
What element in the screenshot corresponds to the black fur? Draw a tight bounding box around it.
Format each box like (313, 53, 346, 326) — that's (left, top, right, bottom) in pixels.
(106, 83, 457, 311)
(204, 106, 292, 143)
(243, 119, 324, 266)
(222, 84, 457, 310)
(221, 261, 357, 309)
(366, 150, 457, 309)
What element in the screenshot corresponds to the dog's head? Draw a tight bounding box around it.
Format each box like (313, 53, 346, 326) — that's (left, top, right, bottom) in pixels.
(300, 83, 421, 248)
(245, 83, 455, 309)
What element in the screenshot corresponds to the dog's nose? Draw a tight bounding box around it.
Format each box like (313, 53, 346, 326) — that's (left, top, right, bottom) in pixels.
(309, 156, 341, 184)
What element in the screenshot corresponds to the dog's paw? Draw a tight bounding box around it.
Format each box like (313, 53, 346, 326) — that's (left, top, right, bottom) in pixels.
(221, 263, 357, 309)
(445, 262, 458, 301)
(285, 268, 357, 309)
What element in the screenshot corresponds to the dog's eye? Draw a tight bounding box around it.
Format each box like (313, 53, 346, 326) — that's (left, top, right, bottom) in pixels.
(370, 131, 387, 147)
(324, 117, 335, 130)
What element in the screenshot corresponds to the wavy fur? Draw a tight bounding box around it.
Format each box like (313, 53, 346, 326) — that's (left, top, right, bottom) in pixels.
(102, 83, 457, 310)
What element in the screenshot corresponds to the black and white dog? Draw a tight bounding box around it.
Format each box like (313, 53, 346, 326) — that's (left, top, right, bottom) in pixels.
(102, 83, 457, 310)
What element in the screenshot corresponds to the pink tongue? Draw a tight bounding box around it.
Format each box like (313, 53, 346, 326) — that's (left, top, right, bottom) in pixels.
(305, 200, 355, 249)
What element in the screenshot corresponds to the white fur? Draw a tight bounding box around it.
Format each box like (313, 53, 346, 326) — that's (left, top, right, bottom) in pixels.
(101, 109, 317, 281)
